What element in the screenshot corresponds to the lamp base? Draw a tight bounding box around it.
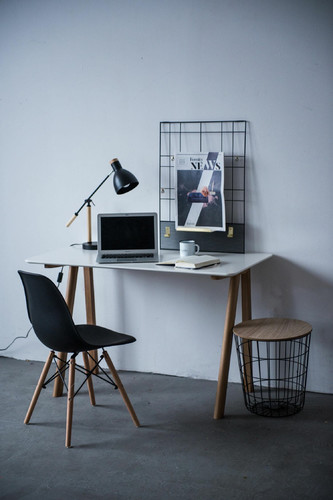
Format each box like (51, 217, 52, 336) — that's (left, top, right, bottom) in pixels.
(82, 241, 97, 250)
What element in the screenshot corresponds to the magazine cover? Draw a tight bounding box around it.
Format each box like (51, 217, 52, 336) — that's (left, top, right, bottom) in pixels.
(175, 152, 226, 231)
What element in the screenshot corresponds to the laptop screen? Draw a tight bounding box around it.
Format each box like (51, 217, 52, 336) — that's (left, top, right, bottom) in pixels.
(97, 213, 158, 262)
(100, 214, 155, 251)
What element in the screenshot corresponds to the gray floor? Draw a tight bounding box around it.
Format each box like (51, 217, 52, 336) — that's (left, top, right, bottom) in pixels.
(1, 357, 332, 500)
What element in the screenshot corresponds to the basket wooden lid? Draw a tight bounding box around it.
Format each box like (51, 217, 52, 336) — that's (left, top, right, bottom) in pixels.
(233, 318, 312, 341)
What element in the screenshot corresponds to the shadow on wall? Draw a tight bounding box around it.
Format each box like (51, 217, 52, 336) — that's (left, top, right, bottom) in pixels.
(253, 255, 333, 327)
(252, 255, 333, 393)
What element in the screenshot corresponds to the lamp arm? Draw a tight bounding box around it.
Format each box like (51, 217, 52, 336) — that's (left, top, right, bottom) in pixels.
(66, 171, 114, 227)
(86, 171, 113, 200)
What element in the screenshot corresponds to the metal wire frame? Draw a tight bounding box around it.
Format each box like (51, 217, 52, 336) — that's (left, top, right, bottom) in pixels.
(158, 121, 247, 253)
(159, 120, 247, 225)
(234, 334, 311, 417)
(42, 352, 118, 399)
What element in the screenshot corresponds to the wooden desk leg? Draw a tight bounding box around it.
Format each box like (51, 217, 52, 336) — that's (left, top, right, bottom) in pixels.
(241, 270, 254, 392)
(241, 270, 252, 321)
(53, 266, 78, 397)
(83, 267, 98, 371)
(214, 274, 240, 419)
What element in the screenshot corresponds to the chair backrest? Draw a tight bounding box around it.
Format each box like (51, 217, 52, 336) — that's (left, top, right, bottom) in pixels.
(18, 270, 88, 352)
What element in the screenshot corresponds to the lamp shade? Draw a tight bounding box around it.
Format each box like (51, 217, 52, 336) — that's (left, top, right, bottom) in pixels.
(110, 158, 139, 194)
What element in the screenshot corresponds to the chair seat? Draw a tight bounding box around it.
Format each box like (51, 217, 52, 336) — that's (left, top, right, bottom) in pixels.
(76, 324, 136, 350)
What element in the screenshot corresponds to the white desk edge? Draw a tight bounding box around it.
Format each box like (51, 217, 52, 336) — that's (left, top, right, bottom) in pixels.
(26, 246, 272, 278)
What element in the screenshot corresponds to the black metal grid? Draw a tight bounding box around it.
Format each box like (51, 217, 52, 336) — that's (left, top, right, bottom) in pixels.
(234, 334, 311, 417)
(159, 120, 247, 252)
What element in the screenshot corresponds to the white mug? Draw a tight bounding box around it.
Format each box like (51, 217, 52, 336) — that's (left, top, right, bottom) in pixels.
(179, 240, 200, 258)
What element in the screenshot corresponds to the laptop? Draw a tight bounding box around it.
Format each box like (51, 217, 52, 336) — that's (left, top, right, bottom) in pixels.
(97, 212, 159, 263)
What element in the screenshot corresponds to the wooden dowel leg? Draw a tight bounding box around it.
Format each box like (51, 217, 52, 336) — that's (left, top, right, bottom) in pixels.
(214, 274, 240, 419)
(66, 266, 79, 313)
(241, 270, 252, 321)
(83, 267, 98, 371)
(103, 350, 140, 428)
(82, 352, 96, 406)
(87, 205, 92, 243)
(53, 266, 78, 397)
(65, 357, 75, 448)
(24, 351, 55, 424)
(241, 270, 254, 392)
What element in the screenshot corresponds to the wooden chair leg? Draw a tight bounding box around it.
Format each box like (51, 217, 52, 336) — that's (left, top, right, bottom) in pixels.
(103, 350, 140, 428)
(82, 352, 96, 406)
(24, 351, 55, 424)
(65, 357, 76, 448)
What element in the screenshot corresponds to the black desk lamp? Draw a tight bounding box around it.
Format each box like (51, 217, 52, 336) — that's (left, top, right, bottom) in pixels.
(66, 158, 139, 250)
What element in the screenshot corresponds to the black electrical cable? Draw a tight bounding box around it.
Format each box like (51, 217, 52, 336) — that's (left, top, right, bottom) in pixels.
(0, 327, 33, 351)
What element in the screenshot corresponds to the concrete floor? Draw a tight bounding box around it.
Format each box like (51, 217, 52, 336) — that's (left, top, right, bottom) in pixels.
(1, 356, 332, 500)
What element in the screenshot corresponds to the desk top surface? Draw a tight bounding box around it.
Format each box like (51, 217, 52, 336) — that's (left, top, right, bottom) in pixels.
(26, 246, 272, 278)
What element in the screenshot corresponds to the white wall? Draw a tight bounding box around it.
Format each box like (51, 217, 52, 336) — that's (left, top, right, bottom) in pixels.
(1, 0, 332, 393)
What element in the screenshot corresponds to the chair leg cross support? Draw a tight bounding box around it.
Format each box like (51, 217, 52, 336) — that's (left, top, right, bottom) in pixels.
(42, 355, 71, 392)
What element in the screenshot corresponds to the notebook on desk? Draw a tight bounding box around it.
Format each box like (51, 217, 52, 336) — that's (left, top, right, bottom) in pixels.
(96, 212, 159, 263)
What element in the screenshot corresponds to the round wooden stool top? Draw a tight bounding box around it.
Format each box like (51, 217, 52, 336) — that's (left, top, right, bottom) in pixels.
(233, 318, 312, 341)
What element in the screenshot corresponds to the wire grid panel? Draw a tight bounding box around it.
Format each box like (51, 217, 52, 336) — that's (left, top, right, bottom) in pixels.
(159, 121, 247, 252)
(234, 334, 311, 417)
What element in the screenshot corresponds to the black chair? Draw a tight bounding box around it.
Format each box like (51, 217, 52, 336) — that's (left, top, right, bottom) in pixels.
(18, 270, 140, 447)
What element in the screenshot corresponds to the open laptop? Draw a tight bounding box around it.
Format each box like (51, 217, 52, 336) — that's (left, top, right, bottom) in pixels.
(97, 212, 159, 263)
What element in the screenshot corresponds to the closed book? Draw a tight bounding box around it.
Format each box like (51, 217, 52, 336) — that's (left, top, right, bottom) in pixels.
(158, 255, 220, 269)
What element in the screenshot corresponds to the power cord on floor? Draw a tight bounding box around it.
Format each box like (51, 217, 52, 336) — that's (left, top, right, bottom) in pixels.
(0, 267, 65, 352)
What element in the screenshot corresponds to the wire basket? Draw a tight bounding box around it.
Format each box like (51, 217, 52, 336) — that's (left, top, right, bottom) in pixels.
(234, 334, 311, 417)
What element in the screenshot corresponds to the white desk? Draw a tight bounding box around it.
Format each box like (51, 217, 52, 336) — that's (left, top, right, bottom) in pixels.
(26, 246, 272, 418)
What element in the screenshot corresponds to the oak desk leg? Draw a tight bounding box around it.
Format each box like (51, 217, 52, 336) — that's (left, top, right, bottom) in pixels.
(83, 267, 98, 371)
(214, 274, 240, 419)
(241, 270, 252, 321)
(241, 270, 254, 392)
(53, 266, 79, 397)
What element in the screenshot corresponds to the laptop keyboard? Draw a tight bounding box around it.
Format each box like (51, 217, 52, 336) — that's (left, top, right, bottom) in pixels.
(101, 253, 155, 260)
